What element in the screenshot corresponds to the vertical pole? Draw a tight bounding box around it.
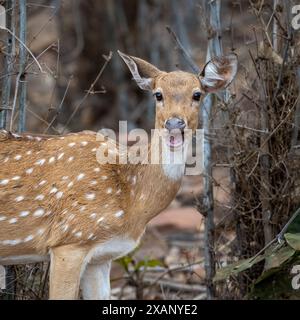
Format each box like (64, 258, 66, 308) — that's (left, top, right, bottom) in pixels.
(202, 90, 216, 300)
(202, 0, 223, 300)
(1, 1, 16, 299)
(0, 0, 14, 129)
(18, 0, 27, 133)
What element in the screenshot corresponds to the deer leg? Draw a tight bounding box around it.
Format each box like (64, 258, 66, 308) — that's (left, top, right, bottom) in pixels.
(49, 245, 89, 300)
(80, 260, 112, 300)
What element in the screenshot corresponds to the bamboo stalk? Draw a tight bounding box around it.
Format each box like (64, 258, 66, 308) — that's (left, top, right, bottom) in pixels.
(18, 0, 27, 133)
(2, 0, 16, 300)
(201, 0, 223, 300)
(0, 0, 15, 129)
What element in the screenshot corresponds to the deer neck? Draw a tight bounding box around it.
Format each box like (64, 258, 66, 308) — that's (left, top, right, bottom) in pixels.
(123, 130, 187, 227)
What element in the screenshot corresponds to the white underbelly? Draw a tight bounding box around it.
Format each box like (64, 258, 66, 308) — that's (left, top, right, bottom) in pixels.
(88, 236, 140, 264)
(0, 236, 143, 266)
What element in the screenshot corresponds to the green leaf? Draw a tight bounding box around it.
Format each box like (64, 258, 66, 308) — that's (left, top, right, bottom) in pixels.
(285, 233, 300, 250)
(214, 243, 296, 282)
(134, 259, 163, 271)
(265, 245, 295, 270)
(214, 255, 265, 282)
(117, 255, 134, 271)
(249, 253, 300, 300)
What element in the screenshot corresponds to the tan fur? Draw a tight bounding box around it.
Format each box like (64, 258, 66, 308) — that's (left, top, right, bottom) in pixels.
(0, 52, 237, 299)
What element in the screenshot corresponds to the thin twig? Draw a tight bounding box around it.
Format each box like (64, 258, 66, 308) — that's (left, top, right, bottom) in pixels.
(249, 206, 300, 263)
(61, 52, 113, 133)
(44, 76, 73, 133)
(1, 27, 43, 73)
(166, 25, 201, 74)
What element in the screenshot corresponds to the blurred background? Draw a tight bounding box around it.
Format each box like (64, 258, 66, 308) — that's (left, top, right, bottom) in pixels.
(0, 0, 255, 134)
(0, 0, 300, 300)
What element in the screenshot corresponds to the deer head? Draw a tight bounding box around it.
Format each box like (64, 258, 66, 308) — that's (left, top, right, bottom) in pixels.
(118, 50, 238, 150)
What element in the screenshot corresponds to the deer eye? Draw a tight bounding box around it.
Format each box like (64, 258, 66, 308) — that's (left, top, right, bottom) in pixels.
(192, 92, 202, 101)
(154, 92, 163, 102)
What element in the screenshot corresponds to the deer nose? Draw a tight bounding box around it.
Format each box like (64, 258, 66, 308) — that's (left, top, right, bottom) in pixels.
(165, 117, 186, 131)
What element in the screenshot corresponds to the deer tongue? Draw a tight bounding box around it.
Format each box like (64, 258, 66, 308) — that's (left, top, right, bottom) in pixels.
(167, 131, 184, 148)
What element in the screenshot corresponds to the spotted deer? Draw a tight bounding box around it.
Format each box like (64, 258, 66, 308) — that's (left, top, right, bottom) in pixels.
(0, 51, 237, 299)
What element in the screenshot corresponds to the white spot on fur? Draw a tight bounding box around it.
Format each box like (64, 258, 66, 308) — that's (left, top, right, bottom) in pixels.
(24, 235, 34, 242)
(62, 224, 69, 232)
(35, 159, 46, 166)
(80, 206, 86, 212)
(62, 176, 69, 181)
(12, 176, 21, 181)
(14, 155, 22, 160)
(116, 189, 121, 195)
(0, 179, 9, 185)
(68, 156, 74, 162)
(7, 239, 22, 246)
(92, 148, 97, 152)
(26, 168, 34, 174)
(85, 193, 95, 200)
(49, 156, 55, 164)
(39, 180, 47, 186)
(57, 153, 64, 160)
(106, 188, 112, 194)
(101, 176, 108, 180)
(87, 233, 94, 240)
(37, 228, 45, 235)
(94, 168, 100, 173)
(115, 210, 124, 218)
(90, 180, 97, 186)
(0, 216, 7, 221)
(9, 218, 18, 224)
(19, 211, 30, 217)
(35, 194, 44, 201)
(67, 181, 74, 188)
(56, 191, 63, 199)
(26, 150, 32, 155)
(97, 217, 104, 224)
(132, 176, 137, 185)
(15, 196, 24, 202)
(81, 141, 88, 146)
(75, 231, 82, 238)
(77, 173, 85, 181)
(90, 213, 97, 219)
(3, 156, 9, 163)
(50, 187, 58, 194)
(33, 208, 45, 217)
(68, 142, 76, 147)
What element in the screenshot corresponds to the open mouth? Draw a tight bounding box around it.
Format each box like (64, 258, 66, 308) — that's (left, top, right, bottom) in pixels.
(165, 129, 185, 149)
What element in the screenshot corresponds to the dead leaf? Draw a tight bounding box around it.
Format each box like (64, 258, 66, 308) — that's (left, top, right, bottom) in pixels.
(258, 41, 283, 65)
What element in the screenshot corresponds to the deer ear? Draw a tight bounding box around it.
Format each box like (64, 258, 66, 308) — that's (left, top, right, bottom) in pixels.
(200, 53, 238, 93)
(118, 50, 161, 91)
